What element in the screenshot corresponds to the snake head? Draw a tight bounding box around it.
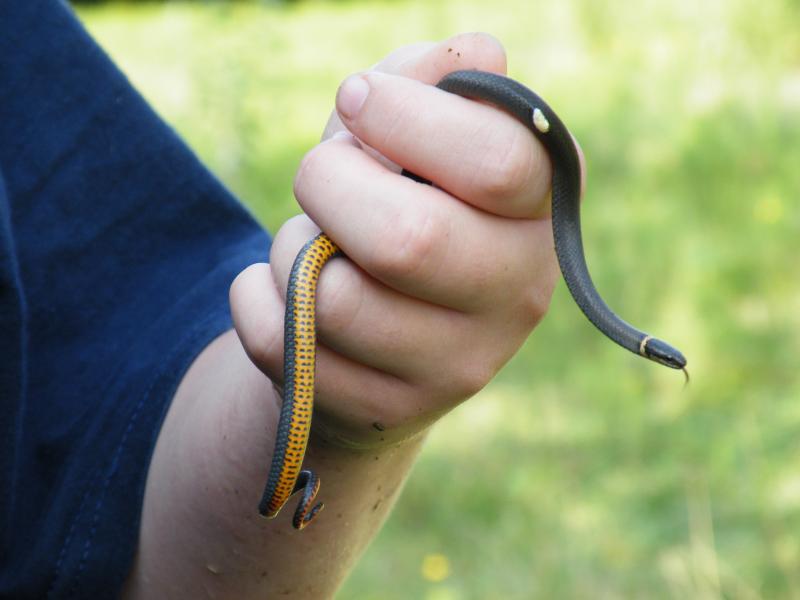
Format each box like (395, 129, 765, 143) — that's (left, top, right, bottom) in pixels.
(642, 337, 687, 370)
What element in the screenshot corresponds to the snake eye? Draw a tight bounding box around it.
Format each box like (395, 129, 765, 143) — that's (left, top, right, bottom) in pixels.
(644, 337, 687, 370)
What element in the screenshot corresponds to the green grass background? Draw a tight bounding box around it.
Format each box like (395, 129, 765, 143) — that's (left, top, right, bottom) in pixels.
(75, 1, 800, 597)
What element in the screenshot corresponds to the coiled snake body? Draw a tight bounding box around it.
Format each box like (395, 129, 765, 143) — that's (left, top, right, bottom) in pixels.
(258, 70, 687, 530)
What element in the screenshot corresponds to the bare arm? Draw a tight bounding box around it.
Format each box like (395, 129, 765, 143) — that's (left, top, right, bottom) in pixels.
(122, 32, 563, 599)
(121, 329, 426, 598)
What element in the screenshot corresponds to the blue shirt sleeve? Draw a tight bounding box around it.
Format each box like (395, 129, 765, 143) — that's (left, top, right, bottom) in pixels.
(0, 1, 272, 597)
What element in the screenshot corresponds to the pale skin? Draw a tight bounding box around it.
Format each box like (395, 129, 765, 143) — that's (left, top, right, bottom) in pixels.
(121, 32, 582, 599)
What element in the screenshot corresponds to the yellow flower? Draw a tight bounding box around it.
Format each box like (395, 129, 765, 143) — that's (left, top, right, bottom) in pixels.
(421, 553, 451, 583)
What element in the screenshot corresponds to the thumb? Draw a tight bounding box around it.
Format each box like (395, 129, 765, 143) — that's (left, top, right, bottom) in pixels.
(322, 32, 507, 140)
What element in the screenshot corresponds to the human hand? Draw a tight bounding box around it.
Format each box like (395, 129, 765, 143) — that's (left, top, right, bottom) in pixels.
(124, 33, 575, 600)
(231, 32, 563, 448)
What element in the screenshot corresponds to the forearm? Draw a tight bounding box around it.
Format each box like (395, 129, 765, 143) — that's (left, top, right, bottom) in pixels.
(121, 329, 425, 599)
(270, 424, 426, 595)
(124, 31, 557, 600)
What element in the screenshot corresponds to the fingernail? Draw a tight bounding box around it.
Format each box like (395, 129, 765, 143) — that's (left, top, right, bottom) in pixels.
(337, 75, 370, 120)
(330, 130, 360, 147)
(331, 130, 352, 140)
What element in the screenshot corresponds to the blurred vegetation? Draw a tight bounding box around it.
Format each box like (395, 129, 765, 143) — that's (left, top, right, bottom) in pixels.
(70, 0, 313, 5)
(76, 0, 800, 598)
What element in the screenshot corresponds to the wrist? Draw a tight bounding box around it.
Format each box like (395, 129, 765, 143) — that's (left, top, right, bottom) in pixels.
(310, 411, 430, 452)
(269, 377, 437, 452)
(309, 400, 443, 453)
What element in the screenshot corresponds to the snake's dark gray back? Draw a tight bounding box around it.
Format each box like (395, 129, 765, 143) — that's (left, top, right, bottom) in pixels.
(436, 70, 668, 361)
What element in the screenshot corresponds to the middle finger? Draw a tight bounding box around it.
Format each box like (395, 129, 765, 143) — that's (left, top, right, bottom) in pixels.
(293, 135, 555, 314)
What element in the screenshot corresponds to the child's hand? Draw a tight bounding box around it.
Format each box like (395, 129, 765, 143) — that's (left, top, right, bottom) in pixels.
(232, 32, 562, 447)
(125, 33, 578, 600)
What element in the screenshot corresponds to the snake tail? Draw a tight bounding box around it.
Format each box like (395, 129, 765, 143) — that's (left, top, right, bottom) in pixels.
(258, 233, 340, 529)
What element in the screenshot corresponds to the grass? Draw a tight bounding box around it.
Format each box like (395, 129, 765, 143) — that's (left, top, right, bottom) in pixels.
(76, 0, 800, 597)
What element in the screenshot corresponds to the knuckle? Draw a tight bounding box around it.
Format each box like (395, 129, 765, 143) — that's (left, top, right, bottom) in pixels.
(292, 148, 315, 200)
(449, 360, 495, 400)
(496, 269, 557, 337)
(268, 215, 315, 285)
(520, 285, 554, 328)
(228, 266, 250, 306)
(293, 142, 335, 201)
(247, 331, 282, 377)
(273, 214, 312, 251)
(369, 206, 446, 280)
(316, 263, 363, 337)
(373, 85, 416, 148)
(474, 126, 535, 201)
(229, 265, 283, 378)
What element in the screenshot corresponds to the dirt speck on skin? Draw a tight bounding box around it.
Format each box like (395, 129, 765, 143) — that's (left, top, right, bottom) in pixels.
(206, 564, 221, 575)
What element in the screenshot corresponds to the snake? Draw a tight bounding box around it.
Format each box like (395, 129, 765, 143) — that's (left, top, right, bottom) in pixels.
(258, 69, 688, 530)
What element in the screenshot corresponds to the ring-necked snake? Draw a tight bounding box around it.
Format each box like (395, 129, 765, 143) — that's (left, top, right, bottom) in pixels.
(258, 70, 688, 530)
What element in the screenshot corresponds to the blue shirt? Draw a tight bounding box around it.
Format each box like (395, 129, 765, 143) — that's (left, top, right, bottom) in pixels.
(0, 1, 271, 596)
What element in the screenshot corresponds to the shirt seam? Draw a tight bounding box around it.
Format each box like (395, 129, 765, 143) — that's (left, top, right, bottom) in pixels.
(46, 310, 223, 598)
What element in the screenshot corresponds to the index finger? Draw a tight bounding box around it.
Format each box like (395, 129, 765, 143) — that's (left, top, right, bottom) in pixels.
(336, 70, 553, 219)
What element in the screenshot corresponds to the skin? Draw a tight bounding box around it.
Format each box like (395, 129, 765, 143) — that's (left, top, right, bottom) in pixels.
(121, 32, 580, 599)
